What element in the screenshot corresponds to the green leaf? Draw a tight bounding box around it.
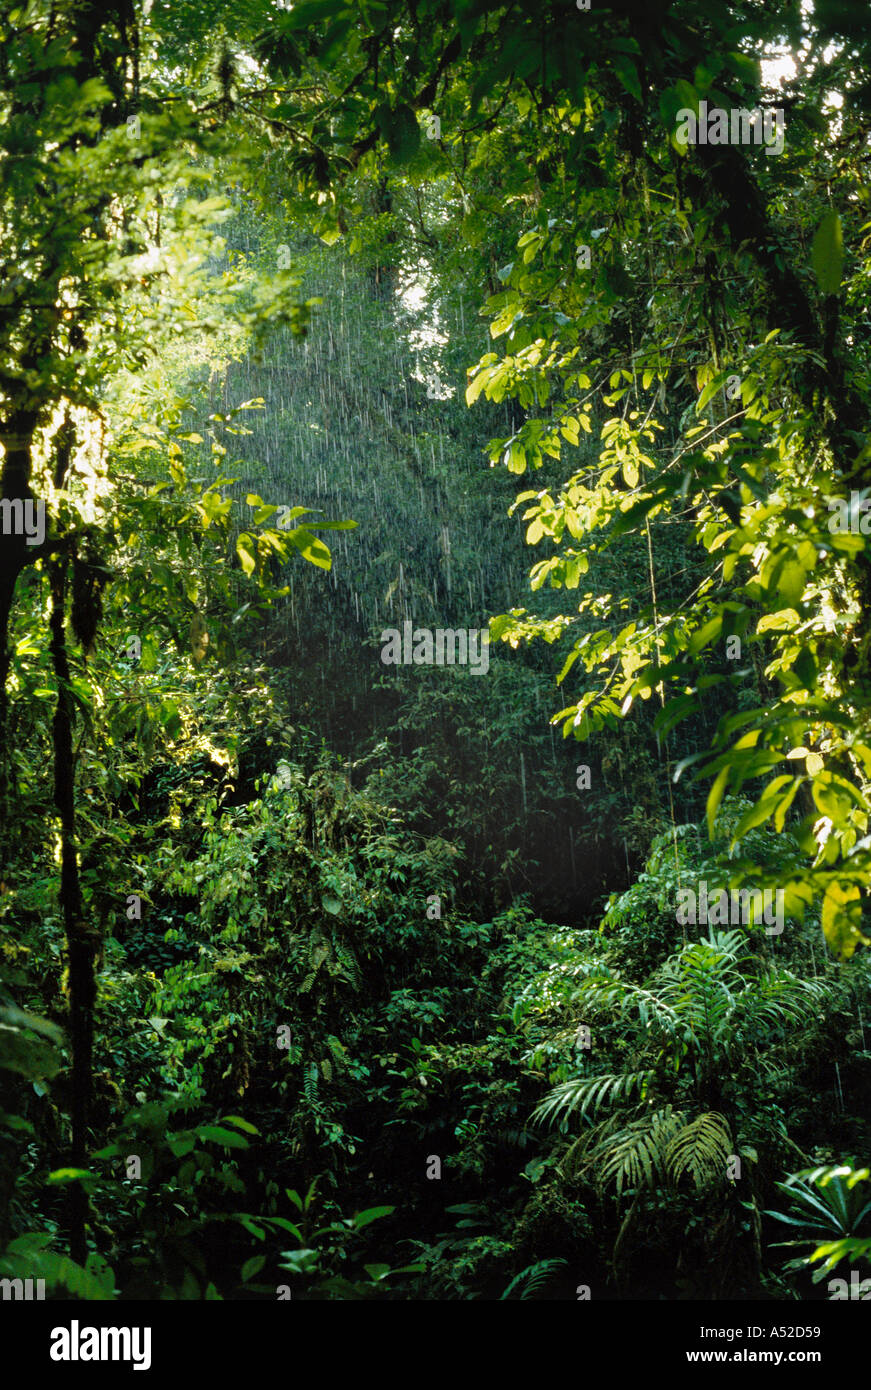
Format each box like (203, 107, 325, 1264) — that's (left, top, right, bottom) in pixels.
(614, 56, 642, 102)
(261, 1216, 303, 1240)
(278, 1248, 319, 1273)
(196, 1125, 249, 1149)
(821, 881, 868, 960)
(236, 533, 257, 577)
(0, 1005, 63, 1046)
(731, 776, 793, 841)
(466, 369, 490, 406)
(812, 211, 844, 296)
(167, 1133, 196, 1157)
(689, 615, 723, 654)
(774, 781, 801, 833)
(351, 1205, 395, 1229)
(0, 1111, 33, 1134)
(279, 0, 350, 30)
(0, 1025, 62, 1080)
(776, 558, 807, 607)
(757, 609, 800, 634)
(697, 376, 721, 413)
(220, 1115, 259, 1135)
(4, 1233, 54, 1253)
(286, 528, 332, 570)
(725, 51, 759, 84)
(47, 1167, 92, 1186)
(706, 765, 731, 838)
(241, 1255, 266, 1282)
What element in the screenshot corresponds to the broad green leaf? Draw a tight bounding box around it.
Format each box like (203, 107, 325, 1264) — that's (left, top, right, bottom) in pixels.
(614, 57, 642, 102)
(196, 1125, 249, 1149)
(821, 881, 867, 959)
(0, 1005, 63, 1045)
(689, 615, 723, 654)
(706, 765, 731, 838)
(731, 777, 793, 841)
(0, 1025, 62, 1080)
(220, 1115, 259, 1135)
(776, 558, 807, 607)
(287, 528, 332, 570)
(47, 1168, 92, 1185)
(241, 1255, 266, 1282)
(351, 1205, 395, 1229)
(236, 533, 257, 577)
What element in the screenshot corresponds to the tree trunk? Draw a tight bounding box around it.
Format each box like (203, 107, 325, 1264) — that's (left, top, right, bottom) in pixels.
(0, 414, 40, 872)
(49, 553, 97, 1266)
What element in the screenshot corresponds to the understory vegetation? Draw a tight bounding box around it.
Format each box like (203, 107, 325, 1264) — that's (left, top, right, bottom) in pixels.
(1, 0, 870, 1302)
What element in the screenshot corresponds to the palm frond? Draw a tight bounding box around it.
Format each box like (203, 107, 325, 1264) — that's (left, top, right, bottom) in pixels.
(664, 1111, 733, 1189)
(532, 1069, 652, 1129)
(593, 1105, 683, 1195)
(573, 977, 681, 1034)
(735, 971, 829, 1031)
(499, 1258, 568, 1300)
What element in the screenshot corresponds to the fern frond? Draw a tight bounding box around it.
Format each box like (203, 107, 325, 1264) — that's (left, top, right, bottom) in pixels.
(499, 1258, 568, 1300)
(575, 978, 680, 1034)
(326, 1034, 348, 1068)
(735, 971, 829, 1031)
(665, 1111, 733, 1189)
(532, 1070, 652, 1129)
(334, 941, 362, 989)
(702, 928, 750, 959)
(593, 1106, 683, 1195)
(557, 1110, 624, 1181)
(303, 1062, 319, 1105)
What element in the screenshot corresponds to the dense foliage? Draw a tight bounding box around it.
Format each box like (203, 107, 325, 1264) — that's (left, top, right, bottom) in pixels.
(0, 0, 869, 1304)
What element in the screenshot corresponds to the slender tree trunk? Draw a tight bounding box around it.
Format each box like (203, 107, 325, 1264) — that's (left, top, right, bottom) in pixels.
(0, 414, 40, 872)
(49, 552, 97, 1266)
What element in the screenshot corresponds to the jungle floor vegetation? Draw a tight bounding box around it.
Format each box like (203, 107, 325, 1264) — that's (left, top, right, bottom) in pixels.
(1, 0, 870, 1305)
